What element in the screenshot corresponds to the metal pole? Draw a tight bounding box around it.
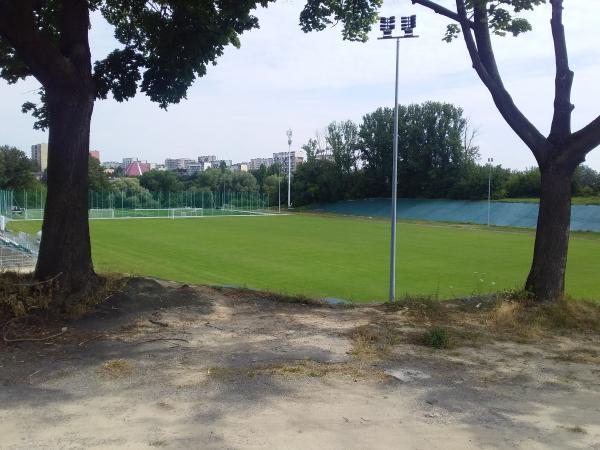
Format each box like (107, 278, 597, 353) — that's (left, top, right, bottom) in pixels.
(287, 141, 292, 208)
(278, 164, 281, 214)
(487, 157, 493, 227)
(389, 37, 400, 303)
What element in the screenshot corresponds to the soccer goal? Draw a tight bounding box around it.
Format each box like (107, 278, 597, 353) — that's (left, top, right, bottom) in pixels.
(24, 209, 44, 220)
(170, 208, 204, 218)
(89, 208, 115, 219)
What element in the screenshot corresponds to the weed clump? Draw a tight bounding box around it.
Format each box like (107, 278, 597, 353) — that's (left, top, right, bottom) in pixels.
(421, 327, 451, 349)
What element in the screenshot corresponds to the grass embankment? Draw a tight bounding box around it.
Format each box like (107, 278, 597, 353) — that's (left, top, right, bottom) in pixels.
(9, 214, 600, 302)
(351, 295, 600, 358)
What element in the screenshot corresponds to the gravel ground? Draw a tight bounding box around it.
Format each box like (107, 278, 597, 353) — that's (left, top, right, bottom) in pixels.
(1, 278, 599, 450)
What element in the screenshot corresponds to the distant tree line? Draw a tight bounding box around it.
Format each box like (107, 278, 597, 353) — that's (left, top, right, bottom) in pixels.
(290, 102, 600, 206)
(3, 101, 599, 208)
(87, 160, 288, 207)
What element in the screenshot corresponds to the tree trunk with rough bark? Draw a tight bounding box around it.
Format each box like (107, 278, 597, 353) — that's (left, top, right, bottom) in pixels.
(0, 0, 97, 302)
(34, 87, 96, 301)
(410, 0, 600, 304)
(525, 163, 575, 302)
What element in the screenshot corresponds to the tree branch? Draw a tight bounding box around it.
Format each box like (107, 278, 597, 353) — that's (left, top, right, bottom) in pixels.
(453, 0, 547, 163)
(549, 0, 574, 143)
(472, 2, 502, 83)
(0, 0, 78, 90)
(569, 115, 600, 159)
(411, 0, 474, 28)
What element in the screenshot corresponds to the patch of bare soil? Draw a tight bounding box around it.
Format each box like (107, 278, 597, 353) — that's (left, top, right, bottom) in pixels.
(1, 278, 599, 450)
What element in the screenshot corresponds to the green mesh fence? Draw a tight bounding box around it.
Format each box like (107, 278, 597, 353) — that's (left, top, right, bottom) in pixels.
(1, 190, 270, 220)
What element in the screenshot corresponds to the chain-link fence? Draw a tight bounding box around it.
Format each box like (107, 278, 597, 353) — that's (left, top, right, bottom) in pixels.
(0, 228, 39, 270)
(1, 190, 271, 221)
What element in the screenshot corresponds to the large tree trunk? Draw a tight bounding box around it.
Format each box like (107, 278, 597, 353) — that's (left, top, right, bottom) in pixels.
(525, 163, 575, 302)
(35, 88, 96, 299)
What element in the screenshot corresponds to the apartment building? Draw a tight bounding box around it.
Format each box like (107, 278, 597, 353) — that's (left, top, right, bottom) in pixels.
(165, 158, 196, 171)
(272, 151, 304, 175)
(248, 158, 273, 171)
(210, 160, 232, 169)
(198, 155, 217, 163)
(31, 143, 48, 172)
(186, 163, 206, 175)
(231, 163, 249, 172)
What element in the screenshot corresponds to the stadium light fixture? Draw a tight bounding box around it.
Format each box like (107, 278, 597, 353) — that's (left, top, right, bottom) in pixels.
(400, 15, 417, 36)
(287, 129, 293, 209)
(379, 16, 396, 37)
(378, 14, 419, 303)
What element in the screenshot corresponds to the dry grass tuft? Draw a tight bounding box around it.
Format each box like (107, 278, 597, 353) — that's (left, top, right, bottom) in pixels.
(477, 298, 600, 340)
(539, 299, 600, 333)
(0, 272, 52, 320)
(552, 348, 600, 365)
(385, 295, 442, 318)
(0, 272, 127, 322)
(101, 359, 134, 377)
(351, 296, 599, 356)
(480, 302, 540, 339)
(207, 360, 374, 381)
(350, 322, 405, 359)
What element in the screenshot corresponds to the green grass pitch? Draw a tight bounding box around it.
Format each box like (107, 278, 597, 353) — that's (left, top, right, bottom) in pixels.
(10, 214, 600, 302)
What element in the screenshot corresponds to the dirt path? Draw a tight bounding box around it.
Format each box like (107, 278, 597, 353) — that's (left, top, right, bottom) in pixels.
(1, 279, 599, 449)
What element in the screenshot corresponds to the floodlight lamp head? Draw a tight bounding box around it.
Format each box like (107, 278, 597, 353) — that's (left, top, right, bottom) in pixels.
(400, 14, 417, 35)
(379, 16, 396, 37)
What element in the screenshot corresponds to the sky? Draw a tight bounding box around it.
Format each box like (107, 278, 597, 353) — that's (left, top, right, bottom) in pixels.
(1, 0, 599, 170)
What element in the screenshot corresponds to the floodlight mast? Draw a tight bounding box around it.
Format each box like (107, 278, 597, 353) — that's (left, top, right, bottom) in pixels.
(287, 129, 293, 208)
(487, 157, 494, 226)
(378, 15, 419, 303)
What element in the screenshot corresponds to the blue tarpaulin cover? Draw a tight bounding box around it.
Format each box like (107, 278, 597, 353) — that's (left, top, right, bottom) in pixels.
(312, 198, 600, 232)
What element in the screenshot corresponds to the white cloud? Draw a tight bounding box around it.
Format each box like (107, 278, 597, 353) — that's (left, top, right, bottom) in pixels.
(1, 0, 599, 170)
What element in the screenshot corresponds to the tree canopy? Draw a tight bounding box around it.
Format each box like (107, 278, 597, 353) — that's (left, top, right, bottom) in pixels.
(0, 0, 316, 296)
(1, 0, 386, 126)
(0, 145, 39, 191)
(88, 155, 110, 192)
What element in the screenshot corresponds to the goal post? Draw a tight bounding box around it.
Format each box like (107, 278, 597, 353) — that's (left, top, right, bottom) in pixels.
(24, 209, 44, 220)
(170, 208, 204, 218)
(89, 208, 115, 219)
